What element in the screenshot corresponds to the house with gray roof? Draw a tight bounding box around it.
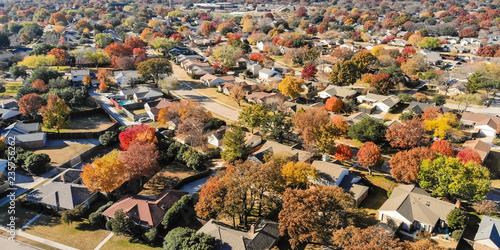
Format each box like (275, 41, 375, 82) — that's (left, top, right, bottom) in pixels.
(0, 122, 46, 149)
(378, 185, 456, 234)
(249, 141, 313, 163)
(317, 85, 357, 100)
(119, 86, 163, 102)
(474, 216, 500, 249)
(357, 93, 400, 113)
(197, 219, 280, 250)
(311, 160, 368, 206)
(0, 101, 20, 120)
(25, 169, 97, 211)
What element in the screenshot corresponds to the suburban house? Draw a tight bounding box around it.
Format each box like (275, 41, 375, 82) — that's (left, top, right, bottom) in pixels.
(114, 70, 141, 85)
(249, 141, 314, 163)
(258, 68, 281, 81)
(378, 185, 456, 234)
(102, 189, 189, 228)
(144, 98, 173, 121)
(246, 63, 262, 76)
(70, 69, 90, 82)
(245, 92, 274, 104)
(356, 93, 400, 113)
(406, 101, 436, 115)
(317, 85, 358, 99)
(207, 127, 227, 148)
(0, 101, 20, 120)
(200, 74, 235, 87)
(0, 122, 46, 149)
(119, 86, 164, 102)
(460, 112, 500, 137)
(463, 139, 491, 164)
(197, 219, 280, 250)
(25, 169, 98, 211)
(310, 160, 369, 206)
(176, 54, 203, 64)
(474, 216, 500, 250)
(208, 126, 262, 150)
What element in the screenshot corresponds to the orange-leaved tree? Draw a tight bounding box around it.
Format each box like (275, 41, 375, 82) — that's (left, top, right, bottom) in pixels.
(81, 150, 127, 193)
(334, 144, 353, 162)
(19, 93, 45, 118)
(430, 140, 454, 156)
(357, 141, 382, 175)
(325, 96, 343, 113)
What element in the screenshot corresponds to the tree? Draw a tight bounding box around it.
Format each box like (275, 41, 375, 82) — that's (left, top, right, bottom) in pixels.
(357, 142, 382, 175)
(473, 200, 500, 216)
(447, 209, 467, 230)
(9, 65, 28, 80)
(390, 147, 436, 183)
(30, 79, 47, 92)
(24, 153, 50, 175)
(332, 226, 402, 250)
(125, 37, 148, 49)
(19, 55, 57, 68)
(459, 28, 478, 37)
(314, 121, 344, 154)
(430, 140, 454, 156)
(301, 64, 317, 80)
(424, 113, 458, 139)
(85, 50, 111, 69)
(163, 227, 215, 250)
(81, 150, 127, 193)
(120, 140, 159, 181)
(292, 107, 330, 147)
(329, 60, 359, 86)
(457, 148, 482, 165)
(279, 185, 359, 249)
(47, 48, 66, 66)
(148, 37, 176, 55)
(137, 58, 173, 84)
(421, 107, 443, 121)
(200, 21, 216, 36)
(466, 72, 481, 94)
(41, 94, 70, 132)
(416, 37, 440, 49)
(242, 19, 254, 33)
(238, 104, 268, 133)
(110, 209, 131, 235)
(211, 44, 242, 67)
(282, 161, 318, 188)
(262, 111, 292, 143)
(119, 124, 158, 150)
(348, 117, 387, 144)
(385, 118, 428, 149)
(83, 74, 92, 87)
(94, 33, 113, 48)
(279, 77, 305, 99)
(401, 46, 417, 57)
(228, 85, 245, 106)
(369, 73, 394, 95)
(162, 195, 192, 228)
(432, 94, 446, 106)
(351, 50, 378, 75)
(419, 155, 491, 201)
(99, 131, 118, 146)
(221, 126, 245, 162)
(18, 93, 44, 118)
(104, 43, 133, 61)
(195, 176, 225, 219)
(49, 12, 67, 25)
(334, 144, 353, 162)
(325, 97, 343, 112)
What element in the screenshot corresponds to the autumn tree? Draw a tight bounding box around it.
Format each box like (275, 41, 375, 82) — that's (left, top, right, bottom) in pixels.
(228, 85, 245, 106)
(195, 176, 225, 219)
(314, 121, 345, 154)
(357, 142, 382, 175)
(119, 124, 158, 150)
(459, 28, 478, 37)
(200, 21, 216, 36)
(31, 79, 48, 92)
(83, 74, 92, 87)
(238, 104, 268, 133)
(301, 64, 317, 80)
(419, 155, 491, 201)
(119, 140, 159, 183)
(325, 97, 343, 112)
(351, 50, 378, 75)
(279, 185, 360, 249)
(221, 126, 245, 162)
(401, 46, 416, 57)
(125, 37, 148, 49)
(329, 60, 358, 86)
(81, 150, 127, 193)
(457, 148, 482, 165)
(334, 144, 353, 162)
(430, 140, 454, 156)
(47, 48, 66, 66)
(292, 107, 330, 147)
(279, 77, 305, 99)
(421, 107, 442, 121)
(385, 118, 428, 149)
(368, 73, 394, 95)
(41, 94, 70, 132)
(390, 147, 436, 183)
(473, 200, 500, 216)
(137, 58, 173, 84)
(97, 69, 112, 92)
(425, 113, 459, 139)
(282, 162, 318, 188)
(85, 49, 111, 69)
(18, 93, 44, 118)
(332, 226, 402, 250)
(49, 12, 66, 25)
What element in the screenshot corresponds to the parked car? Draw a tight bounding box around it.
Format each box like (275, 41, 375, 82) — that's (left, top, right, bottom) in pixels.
(138, 117, 152, 123)
(92, 83, 97, 88)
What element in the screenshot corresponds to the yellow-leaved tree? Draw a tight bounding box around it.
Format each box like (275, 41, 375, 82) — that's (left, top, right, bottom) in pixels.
(81, 150, 127, 193)
(279, 76, 305, 99)
(424, 113, 459, 139)
(282, 161, 318, 188)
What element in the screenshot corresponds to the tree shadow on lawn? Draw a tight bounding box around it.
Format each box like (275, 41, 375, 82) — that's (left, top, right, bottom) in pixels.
(74, 220, 100, 232)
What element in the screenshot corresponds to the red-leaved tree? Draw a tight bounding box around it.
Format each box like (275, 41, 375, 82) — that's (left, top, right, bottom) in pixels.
(119, 124, 158, 150)
(389, 147, 436, 183)
(119, 140, 159, 182)
(457, 148, 482, 164)
(124, 37, 148, 49)
(32, 79, 48, 92)
(401, 46, 416, 57)
(421, 107, 442, 121)
(325, 97, 343, 113)
(301, 64, 317, 80)
(385, 118, 428, 149)
(430, 140, 454, 156)
(334, 144, 353, 162)
(357, 142, 382, 175)
(18, 93, 45, 118)
(47, 48, 67, 66)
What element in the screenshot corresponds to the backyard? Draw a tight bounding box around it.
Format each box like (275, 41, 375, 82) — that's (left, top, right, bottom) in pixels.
(42, 113, 114, 133)
(0, 81, 22, 99)
(30, 143, 94, 167)
(139, 163, 196, 196)
(485, 150, 500, 188)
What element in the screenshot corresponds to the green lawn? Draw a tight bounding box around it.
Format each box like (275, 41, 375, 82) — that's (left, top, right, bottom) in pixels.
(101, 235, 161, 250)
(24, 216, 110, 250)
(0, 81, 22, 98)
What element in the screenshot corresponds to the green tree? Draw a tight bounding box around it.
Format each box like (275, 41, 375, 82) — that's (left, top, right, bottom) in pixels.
(163, 227, 215, 250)
(162, 195, 192, 228)
(329, 60, 358, 86)
(238, 104, 268, 133)
(466, 72, 481, 93)
(418, 155, 491, 201)
(110, 209, 131, 235)
(347, 117, 387, 143)
(94, 33, 113, 48)
(221, 126, 246, 162)
(416, 37, 440, 49)
(85, 50, 111, 69)
(41, 94, 71, 132)
(23, 153, 50, 175)
(137, 58, 173, 84)
(432, 94, 446, 106)
(211, 44, 242, 67)
(9, 65, 29, 80)
(149, 37, 176, 55)
(262, 111, 292, 143)
(99, 131, 119, 146)
(447, 209, 467, 230)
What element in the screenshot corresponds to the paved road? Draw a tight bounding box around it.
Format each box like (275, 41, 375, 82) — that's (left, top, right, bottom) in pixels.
(0, 236, 40, 250)
(89, 89, 136, 126)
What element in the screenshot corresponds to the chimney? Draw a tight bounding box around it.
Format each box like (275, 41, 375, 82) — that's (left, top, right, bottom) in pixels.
(60, 172, 65, 183)
(250, 224, 255, 234)
(322, 154, 328, 162)
(55, 191, 60, 209)
(455, 200, 461, 209)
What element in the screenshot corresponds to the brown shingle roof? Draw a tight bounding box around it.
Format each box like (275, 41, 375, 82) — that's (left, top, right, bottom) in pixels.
(462, 139, 491, 162)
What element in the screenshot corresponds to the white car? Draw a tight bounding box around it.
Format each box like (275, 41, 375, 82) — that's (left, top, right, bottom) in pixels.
(138, 117, 152, 123)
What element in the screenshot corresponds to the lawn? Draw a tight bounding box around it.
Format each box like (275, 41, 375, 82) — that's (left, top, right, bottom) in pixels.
(24, 216, 110, 250)
(194, 87, 248, 110)
(101, 235, 161, 250)
(485, 150, 500, 187)
(140, 163, 196, 196)
(42, 113, 114, 132)
(0, 203, 41, 229)
(0, 81, 22, 98)
(31, 143, 94, 167)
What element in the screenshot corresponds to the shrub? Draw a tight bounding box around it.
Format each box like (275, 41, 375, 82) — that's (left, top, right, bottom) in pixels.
(89, 212, 105, 227)
(447, 209, 467, 230)
(105, 220, 112, 231)
(398, 93, 413, 103)
(473, 200, 500, 216)
(110, 209, 131, 234)
(144, 228, 157, 243)
(162, 195, 192, 228)
(99, 131, 119, 146)
(452, 229, 463, 241)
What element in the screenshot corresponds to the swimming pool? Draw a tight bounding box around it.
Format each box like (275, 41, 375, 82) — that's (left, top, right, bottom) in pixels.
(118, 100, 133, 105)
